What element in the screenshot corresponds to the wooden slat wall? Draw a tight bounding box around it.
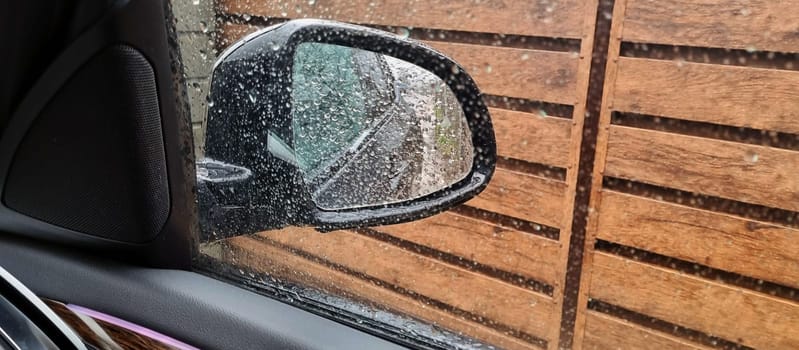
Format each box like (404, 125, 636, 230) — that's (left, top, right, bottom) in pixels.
(220, 0, 586, 38)
(576, 0, 799, 348)
(605, 126, 799, 211)
(590, 253, 799, 349)
(423, 42, 579, 104)
(223, 235, 541, 350)
(491, 108, 572, 168)
(212, 1, 598, 349)
(583, 311, 713, 350)
(259, 228, 556, 337)
(597, 191, 799, 289)
(203, 1, 799, 348)
(467, 168, 567, 229)
(613, 58, 799, 134)
(377, 212, 562, 285)
(622, 0, 799, 53)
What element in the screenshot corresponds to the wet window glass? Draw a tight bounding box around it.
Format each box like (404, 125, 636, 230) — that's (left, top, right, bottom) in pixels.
(177, 1, 799, 349)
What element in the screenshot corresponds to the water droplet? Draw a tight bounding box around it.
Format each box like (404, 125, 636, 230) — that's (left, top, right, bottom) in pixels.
(450, 64, 460, 74)
(520, 53, 530, 60)
(192, 0, 199, 5)
(395, 27, 410, 39)
(745, 46, 757, 53)
(248, 92, 257, 103)
(744, 150, 759, 163)
(242, 14, 251, 21)
(308, 0, 316, 4)
(484, 65, 493, 73)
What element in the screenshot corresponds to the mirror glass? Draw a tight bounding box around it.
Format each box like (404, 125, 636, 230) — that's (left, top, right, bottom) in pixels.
(291, 43, 473, 210)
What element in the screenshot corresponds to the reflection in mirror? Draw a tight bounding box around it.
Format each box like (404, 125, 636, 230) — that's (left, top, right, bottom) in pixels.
(291, 43, 473, 210)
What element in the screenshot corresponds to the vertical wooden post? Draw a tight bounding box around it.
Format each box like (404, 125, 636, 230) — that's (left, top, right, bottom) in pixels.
(547, 0, 600, 348)
(569, 0, 628, 348)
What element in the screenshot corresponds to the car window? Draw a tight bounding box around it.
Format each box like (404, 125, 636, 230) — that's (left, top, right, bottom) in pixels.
(177, 1, 799, 349)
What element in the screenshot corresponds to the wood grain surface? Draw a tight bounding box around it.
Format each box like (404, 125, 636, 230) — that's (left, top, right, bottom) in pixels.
(219, 0, 585, 38)
(605, 125, 799, 212)
(218, 24, 580, 104)
(377, 211, 561, 285)
(491, 108, 572, 168)
(589, 252, 799, 350)
(256, 227, 556, 339)
(614, 57, 799, 134)
(582, 311, 712, 350)
(212, 2, 799, 349)
(225, 236, 545, 350)
(597, 190, 799, 289)
(622, 0, 799, 53)
(467, 167, 567, 228)
(423, 41, 579, 104)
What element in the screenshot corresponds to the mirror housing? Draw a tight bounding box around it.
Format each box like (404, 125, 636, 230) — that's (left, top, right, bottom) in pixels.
(198, 19, 496, 241)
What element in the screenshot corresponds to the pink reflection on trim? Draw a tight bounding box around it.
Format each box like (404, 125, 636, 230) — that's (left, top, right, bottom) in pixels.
(67, 304, 199, 350)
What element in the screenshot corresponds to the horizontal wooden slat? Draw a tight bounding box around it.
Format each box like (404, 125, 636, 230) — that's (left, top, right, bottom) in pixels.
(424, 41, 578, 104)
(583, 311, 712, 350)
(258, 227, 555, 339)
(491, 108, 571, 167)
(597, 190, 799, 289)
(220, 0, 585, 38)
(613, 57, 799, 134)
(467, 168, 567, 228)
(622, 0, 799, 53)
(218, 23, 260, 48)
(219, 24, 579, 104)
(223, 237, 542, 350)
(378, 211, 561, 285)
(590, 252, 799, 349)
(605, 125, 799, 212)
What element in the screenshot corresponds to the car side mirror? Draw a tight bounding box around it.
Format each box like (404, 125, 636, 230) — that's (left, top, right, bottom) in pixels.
(197, 19, 496, 241)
